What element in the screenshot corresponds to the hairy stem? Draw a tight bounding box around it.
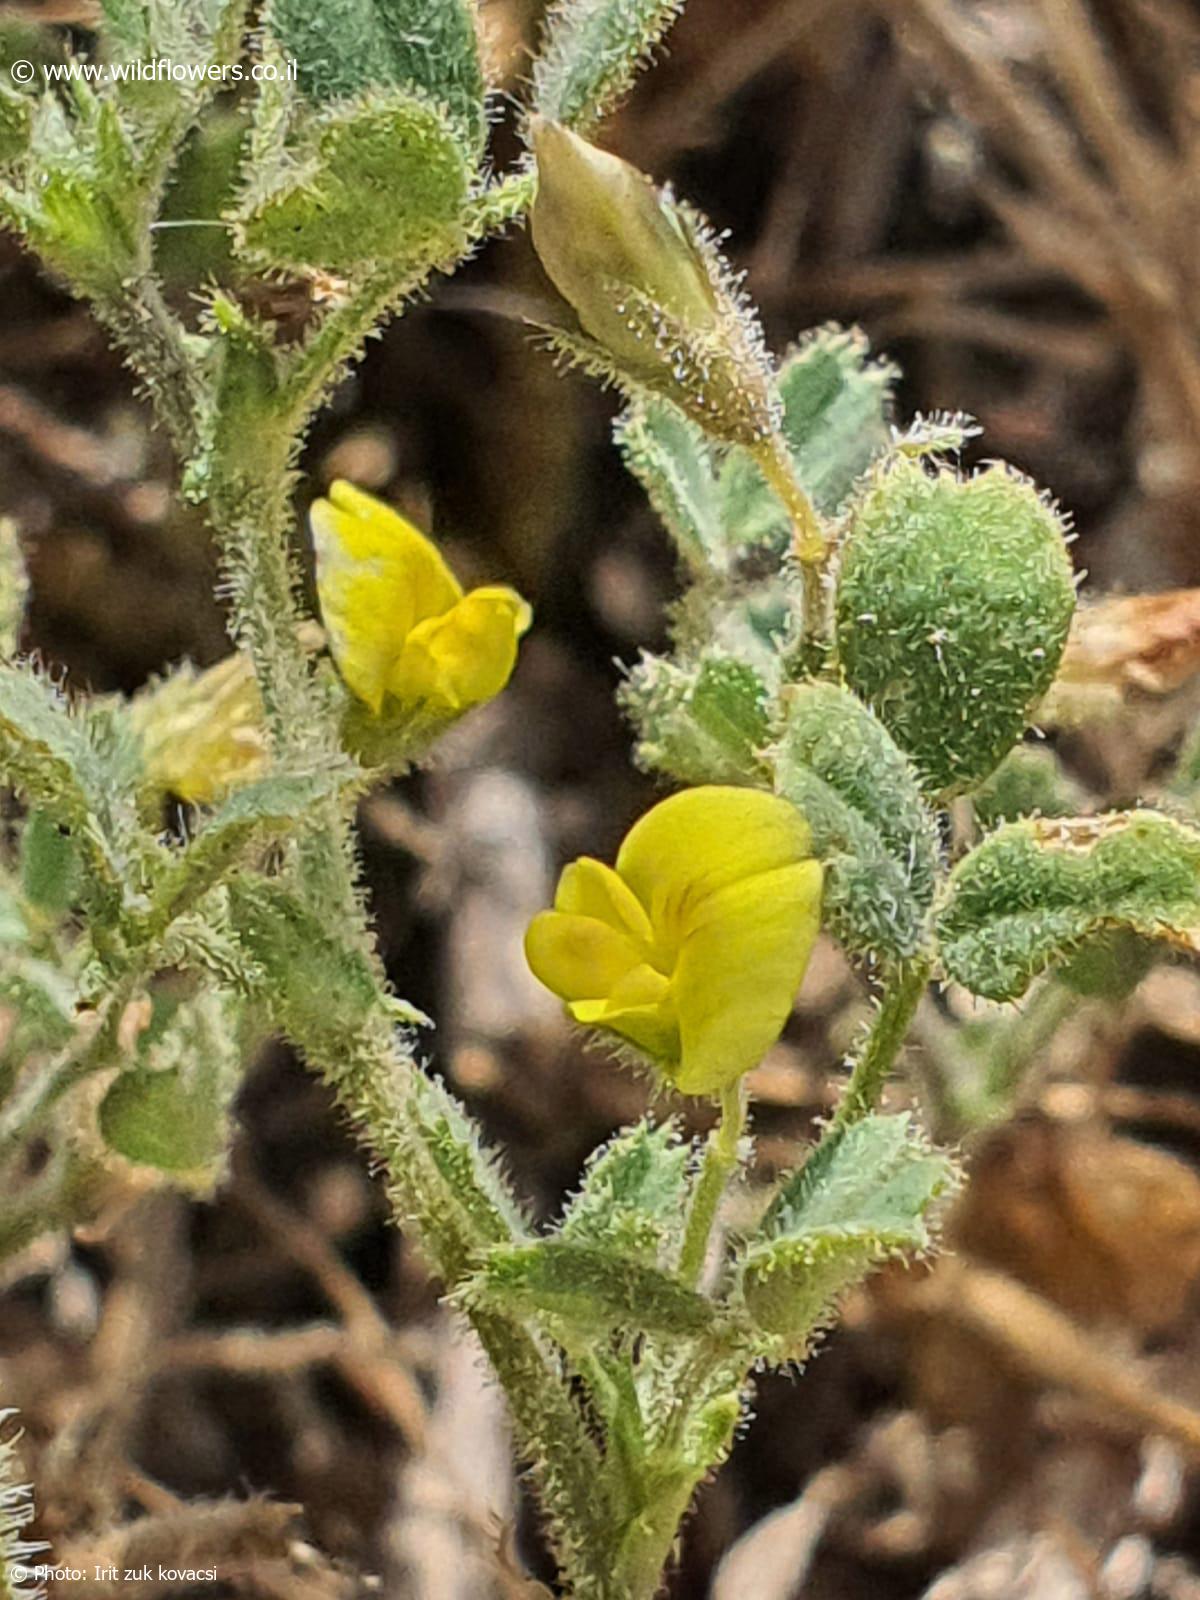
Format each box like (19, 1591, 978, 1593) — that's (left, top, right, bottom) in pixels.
(831, 958, 931, 1132)
(753, 433, 829, 653)
(280, 262, 446, 434)
(208, 465, 317, 749)
(278, 168, 540, 427)
(982, 977, 1076, 1108)
(310, 1020, 614, 1593)
(678, 1080, 746, 1287)
(203, 350, 613, 1594)
(96, 276, 205, 461)
(755, 433, 822, 564)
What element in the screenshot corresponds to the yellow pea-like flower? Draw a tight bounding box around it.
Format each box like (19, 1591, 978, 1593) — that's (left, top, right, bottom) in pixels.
(310, 480, 532, 718)
(133, 653, 266, 805)
(525, 786, 823, 1096)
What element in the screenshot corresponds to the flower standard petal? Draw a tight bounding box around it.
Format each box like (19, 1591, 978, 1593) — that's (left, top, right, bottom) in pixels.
(311, 479, 463, 712)
(324, 481, 463, 620)
(671, 859, 823, 1095)
(389, 586, 532, 713)
(615, 786, 814, 950)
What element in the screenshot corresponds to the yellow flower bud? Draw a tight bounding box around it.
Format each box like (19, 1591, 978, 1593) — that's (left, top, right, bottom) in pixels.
(529, 118, 777, 446)
(525, 786, 823, 1095)
(311, 480, 532, 718)
(132, 653, 267, 805)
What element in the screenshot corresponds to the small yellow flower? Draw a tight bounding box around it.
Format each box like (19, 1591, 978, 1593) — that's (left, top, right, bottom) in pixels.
(311, 480, 532, 717)
(133, 653, 266, 805)
(525, 786, 823, 1095)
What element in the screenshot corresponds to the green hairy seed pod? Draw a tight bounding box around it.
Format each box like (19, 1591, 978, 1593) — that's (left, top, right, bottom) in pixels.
(529, 118, 777, 445)
(835, 459, 1076, 797)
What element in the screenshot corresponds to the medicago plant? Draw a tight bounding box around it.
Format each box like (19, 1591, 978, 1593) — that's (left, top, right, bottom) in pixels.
(0, 3, 1198, 1598)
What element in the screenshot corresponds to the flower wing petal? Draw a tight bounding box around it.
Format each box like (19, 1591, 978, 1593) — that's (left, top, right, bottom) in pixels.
(389, 585, 531, 713)
(311, 480, 463, 712)
(525, 910, 644, 1002)
(555, 857, 655, 948)
(671, 859, 823, 1095)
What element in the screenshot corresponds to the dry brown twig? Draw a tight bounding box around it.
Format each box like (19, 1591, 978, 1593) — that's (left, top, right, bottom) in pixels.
(228, 1166, 428, 1448)
(876, 0, 1200, 485)
(908, 1260, 1200, 1460)
(57, 1498, 302, 1600)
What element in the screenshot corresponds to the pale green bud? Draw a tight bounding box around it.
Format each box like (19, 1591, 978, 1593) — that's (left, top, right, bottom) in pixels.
(529, 118, 777, 446)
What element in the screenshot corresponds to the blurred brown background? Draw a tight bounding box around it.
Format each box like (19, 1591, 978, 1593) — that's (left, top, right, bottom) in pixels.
(4, 1, 1200, 1596)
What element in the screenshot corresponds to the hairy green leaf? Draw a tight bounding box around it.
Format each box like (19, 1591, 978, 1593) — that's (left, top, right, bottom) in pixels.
(266, 0, 485, 154)
(2, 96, 141, 297)
(742, 1113, 954, 1350)
(19, 809, 79, 918)
(98, 991, 241, 1174)
(938, 811, 1200, 1001)
(473, 1240, 714, 1335)
(615, 401, 722, 571)
(621, 652, 771, 785)
(0, 664, 139, 916)
(226, 877, 391, 1060)
(559, 1119, 690, 1264)
(403, 1072, 530, 1256)
(97, 0, 248, 152)
(236, 89, 470, 276)
(99, 0, 152, 53)
(533, 0, 684, 131)
(99, 1067, 222, 1171)
(772, 682, 939, 963)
